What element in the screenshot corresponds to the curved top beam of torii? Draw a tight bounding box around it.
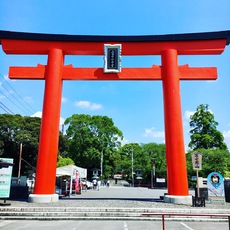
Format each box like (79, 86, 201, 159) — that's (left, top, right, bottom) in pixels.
(0, 30, 230, 81)
(0, 30, 230, 55)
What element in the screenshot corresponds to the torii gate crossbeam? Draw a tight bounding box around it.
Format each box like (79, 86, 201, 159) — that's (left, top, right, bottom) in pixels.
(0, 30, 229, 204)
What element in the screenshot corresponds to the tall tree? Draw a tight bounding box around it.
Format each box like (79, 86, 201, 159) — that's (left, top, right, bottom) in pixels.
(64, 114, 123, 177)
(116, 142, 167, 183)
(141, 142, 167, 179)
(0, 114, 41, 176)
(186, 148, 230, 178)
(188, 104, 227, 150)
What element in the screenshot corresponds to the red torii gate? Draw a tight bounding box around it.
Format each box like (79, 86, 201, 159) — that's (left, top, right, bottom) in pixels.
(0, 30, 229, 204)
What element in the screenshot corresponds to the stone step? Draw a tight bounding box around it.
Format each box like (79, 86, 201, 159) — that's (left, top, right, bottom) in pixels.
(0, 207, 162, 220)
(0, 207, 229, 221)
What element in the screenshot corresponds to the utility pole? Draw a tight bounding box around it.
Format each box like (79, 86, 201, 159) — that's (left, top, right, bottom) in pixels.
(131, 149, 134, 187)
(18, 143, 22, 183)
(100, 149, 103, 178)
(152, 158, 156, 189)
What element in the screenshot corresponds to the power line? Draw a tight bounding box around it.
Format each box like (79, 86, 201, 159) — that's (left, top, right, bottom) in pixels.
(0, 74, 38, 115)
(0, 87, 30, 115)
(1, 74, 37, 114)
(0, 102, 15, 114)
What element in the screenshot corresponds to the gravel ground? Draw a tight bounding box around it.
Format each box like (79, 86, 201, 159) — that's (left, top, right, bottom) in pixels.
(4, 186, 230, 210)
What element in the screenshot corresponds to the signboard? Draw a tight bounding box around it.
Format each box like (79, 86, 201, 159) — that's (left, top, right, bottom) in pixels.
(192, 152, 202, 170)
(104, 44, 121, 73)
(0, 158, 14, 198)
(156, 178, 166, 183)
(207, 172, 225, 200)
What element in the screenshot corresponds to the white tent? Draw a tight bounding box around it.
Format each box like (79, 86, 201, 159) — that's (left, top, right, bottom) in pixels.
(56, 165, 87, 178)
(56, 165, 87, 195)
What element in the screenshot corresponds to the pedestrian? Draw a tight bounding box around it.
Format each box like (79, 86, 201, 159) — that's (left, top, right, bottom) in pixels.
(81, 180, 87, 192)
(93, 179, 97, 190)
(97, 180, 101, 191)
(107, 180, 110, 187)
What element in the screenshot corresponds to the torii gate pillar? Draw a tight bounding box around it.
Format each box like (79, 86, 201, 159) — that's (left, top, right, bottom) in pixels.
(162, 49, 189, 203)
(1, 30, 229, 204)
(29, 49, 64, 202)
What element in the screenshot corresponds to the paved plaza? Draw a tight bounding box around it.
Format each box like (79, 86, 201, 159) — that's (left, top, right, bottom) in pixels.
(5, 183, 230, 211)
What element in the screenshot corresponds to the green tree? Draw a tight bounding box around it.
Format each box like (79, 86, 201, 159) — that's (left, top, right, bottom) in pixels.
(116, 142, 167, 184)
(141, 142, 167, 179)
(0, 114, 41, 176)
(57, 155, 74, 167)
(64, 114, 123, 178)
(58, 132, 70, 158)
(189, 104, 227, 150)
(116, 143, 141, 181)
(186, 148, 230, 179)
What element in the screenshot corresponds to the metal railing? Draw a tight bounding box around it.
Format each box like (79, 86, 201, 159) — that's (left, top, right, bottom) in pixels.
(142, 213, 230, 230)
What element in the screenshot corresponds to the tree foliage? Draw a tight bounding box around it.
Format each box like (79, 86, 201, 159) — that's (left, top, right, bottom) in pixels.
(64, 114, 123, 177)
(115, 142, 167, 183)
(141, 142, 167, 179)
(186, 148, 230, 179)
(189, 104, 227, 150)
(57, 155, 74, 167)
(0, 114, 41, 176)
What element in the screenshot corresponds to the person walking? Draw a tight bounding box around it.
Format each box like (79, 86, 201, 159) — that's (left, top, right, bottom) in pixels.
(97, 180, 101, 191)
(93, 179, 97, 190)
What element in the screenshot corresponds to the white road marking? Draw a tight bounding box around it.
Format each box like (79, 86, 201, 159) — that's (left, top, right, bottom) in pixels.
(180, 222, 194, 230)
(124, 221, 128, 230)
(0, 220, 15, 227)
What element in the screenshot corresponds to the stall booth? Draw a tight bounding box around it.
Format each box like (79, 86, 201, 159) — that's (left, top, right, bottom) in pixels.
(56, 165, 87, 196)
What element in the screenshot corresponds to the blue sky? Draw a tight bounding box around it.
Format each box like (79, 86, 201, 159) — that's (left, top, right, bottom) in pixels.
(0, 0, 230, 150)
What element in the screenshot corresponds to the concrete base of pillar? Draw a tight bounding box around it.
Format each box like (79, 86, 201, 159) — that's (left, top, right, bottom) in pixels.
(28, 194, 59, 203)
(164, 195, 192, 205)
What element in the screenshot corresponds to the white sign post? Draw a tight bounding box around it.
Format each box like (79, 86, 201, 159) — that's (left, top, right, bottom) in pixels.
(192, 152, 202, 198)
(0, 158, 14, 205)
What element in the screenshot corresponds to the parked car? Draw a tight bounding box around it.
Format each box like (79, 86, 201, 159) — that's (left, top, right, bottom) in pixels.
(81, 179, 93, 189)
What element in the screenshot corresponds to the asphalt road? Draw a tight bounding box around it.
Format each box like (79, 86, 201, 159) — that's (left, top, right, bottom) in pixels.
(0, 220, 229, 230)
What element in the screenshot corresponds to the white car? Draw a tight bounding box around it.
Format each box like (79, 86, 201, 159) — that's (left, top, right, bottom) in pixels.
(81, 179, 93, 189)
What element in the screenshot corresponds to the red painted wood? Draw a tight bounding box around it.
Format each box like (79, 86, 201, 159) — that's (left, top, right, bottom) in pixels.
(9, 65, 217, 81)
(161, 49, 189, 196)
(33, 49, 64, 194)
(2, 39, 226, 55)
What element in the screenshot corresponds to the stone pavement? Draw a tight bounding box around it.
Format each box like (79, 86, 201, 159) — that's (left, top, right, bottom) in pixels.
(4, 185, 230, 211)
(0, 185, 230, 221)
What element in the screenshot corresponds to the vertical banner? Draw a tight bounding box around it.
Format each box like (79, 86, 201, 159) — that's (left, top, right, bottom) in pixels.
(0, 158, 14, 198)
(75, 172, 80, 193)
(207, 172, 225, 203)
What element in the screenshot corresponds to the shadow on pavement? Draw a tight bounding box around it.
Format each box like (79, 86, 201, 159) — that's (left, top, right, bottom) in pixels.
(61, 197, 164, 203)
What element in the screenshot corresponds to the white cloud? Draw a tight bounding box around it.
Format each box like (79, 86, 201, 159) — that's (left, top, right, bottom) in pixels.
(184, 110, 195, 120)
(120, 137, 129, 146)
(31, 111, 42, 118)
(31, 111, 65, 125)
(62, 97, 68, 103)
(223, 130, 230, 150)
(23, 96, 33, 104)
(75, 100, 102, 110)
(143, 127, 165, 139)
